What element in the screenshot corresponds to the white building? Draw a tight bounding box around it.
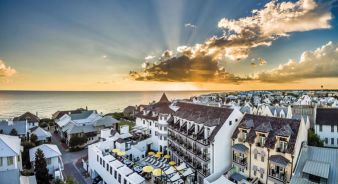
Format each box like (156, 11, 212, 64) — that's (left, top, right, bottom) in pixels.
(56, 110, 101, 128)
(135, 93, 174, 153)
(253, 104, 292, 119)
(206, 114, 308, 184)
(167, 102, 244, 184)
(29, 127, 51, 143)
(0, 134, 23, 184)
(29, 144, 64, 180)
(88, 136, 146, 184)
(315, 108, 338, 148)
(56, 109, 118, 146)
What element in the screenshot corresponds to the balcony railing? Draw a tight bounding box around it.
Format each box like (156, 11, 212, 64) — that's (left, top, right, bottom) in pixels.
(233, 157, 247, 166)
(276, 147, 287, 153)
(256, 141, 265, 147)
(268, 171, 287, 183)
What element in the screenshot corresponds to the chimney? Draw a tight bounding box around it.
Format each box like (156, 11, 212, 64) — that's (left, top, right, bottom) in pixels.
(86, 106, 88, 111)
(36, 112, 38, 117)
(8, 119, 13, 126)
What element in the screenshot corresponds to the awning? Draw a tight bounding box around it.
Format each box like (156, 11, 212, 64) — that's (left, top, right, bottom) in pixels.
(232, 144, 248, 153)
(269, 155, 290, 167)
(127, 173, 145, 184)
(303, 160, 330, 179)
(111, 160, 124, 169)
(170, 173, 181, 182)
(164, 166, 176, 175)
(182, 168, 193, 176)
(176, 163, 187, 171)
(230, 172, 247, 182)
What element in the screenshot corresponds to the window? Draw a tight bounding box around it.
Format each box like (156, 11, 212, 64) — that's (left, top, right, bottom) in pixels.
(331, 125, 334, 132)
(150, 122, 152, 126)
(124, 179, 127, 184)
(260, 172, 264, 179)
(114, 171, 117, 179)
(46, 158, 51, 165)
(254, 170, 257, 176)
(110, 167, 112, 174)
(331, 138, 334, 145)
(164, 127, 167, 131)
(100, 157, 102, 165)
(118, 174, 121, 183)
(97, 155, 99, 162)
(229, 121, 232, 126)
(17, 156, 20, 162)
(106, 163, 109, 171)
(254, 153, 257, 160)
(0, 158, 2, 166)
(319, 125, 323, 132)
(143, 120, 145, 125)
(325, 138, 328, 144)
(235, 119, 238, 122)
(103, 160, 105, 167)
(261, 156, 264, 162)
(7, 157, 14, 166)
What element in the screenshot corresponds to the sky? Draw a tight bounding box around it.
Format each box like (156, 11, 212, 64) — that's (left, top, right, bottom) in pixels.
(0, 0, 338, 91)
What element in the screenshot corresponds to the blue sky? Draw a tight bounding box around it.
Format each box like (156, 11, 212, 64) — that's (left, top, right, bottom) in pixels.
(0, 0, 337, 90)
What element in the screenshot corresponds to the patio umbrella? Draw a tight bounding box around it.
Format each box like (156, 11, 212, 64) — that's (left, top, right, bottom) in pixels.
(143, 165, 154, 173)
(152, 169, 163, 177)
(154, 154, 161, 158)
(169, 161, 176, 166)
(148, 152, 155, 156)
(112, 148, 120, 153)
(164, 155, 170, 159)
(156, 151, 163, 155)
(117, 151, 126, 156)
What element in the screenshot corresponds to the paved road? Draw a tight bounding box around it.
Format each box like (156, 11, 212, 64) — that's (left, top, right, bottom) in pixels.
(51, 133, 91, 184)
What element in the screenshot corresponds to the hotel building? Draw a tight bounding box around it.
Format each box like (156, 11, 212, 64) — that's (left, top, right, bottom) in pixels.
(222, 114, 307, 184)
(167, 102, 243, 184)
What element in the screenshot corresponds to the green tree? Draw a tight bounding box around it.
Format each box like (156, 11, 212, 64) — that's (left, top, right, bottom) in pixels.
(22, 141, 35, 168)
(69, 135, 87, 149)
(30, 134, 38, 145)
(65, 176, 78, 184)
(10, 128, 18, 136)
(52, 178, 63, 184)
(34, 149, 50, 184)
(308, 129, 324, 147)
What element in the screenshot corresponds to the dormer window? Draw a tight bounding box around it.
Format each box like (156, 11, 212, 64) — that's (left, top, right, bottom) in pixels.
(278, 137, 288, 152)
(257, 134, 266, 147)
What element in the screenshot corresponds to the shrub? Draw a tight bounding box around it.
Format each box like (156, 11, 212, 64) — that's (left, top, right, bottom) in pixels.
(10, 128, 18, 136)
(69, 135, 87, 149)
(308, 129, 324, 147)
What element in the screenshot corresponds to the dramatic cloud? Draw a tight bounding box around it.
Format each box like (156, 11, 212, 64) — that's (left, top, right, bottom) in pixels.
(145, 55, 156, 60)
(185, 23, 197, 29)
(257, 41, 338, 82)
(129, 55, 250, 83)
(0, 60, 16, 77)
(130, 0, 333, 83)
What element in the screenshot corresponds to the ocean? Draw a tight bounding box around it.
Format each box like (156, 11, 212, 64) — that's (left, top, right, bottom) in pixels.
(0, 91, 218, 119)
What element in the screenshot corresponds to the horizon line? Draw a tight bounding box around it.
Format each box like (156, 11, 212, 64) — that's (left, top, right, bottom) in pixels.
(0, 89, 337, 92)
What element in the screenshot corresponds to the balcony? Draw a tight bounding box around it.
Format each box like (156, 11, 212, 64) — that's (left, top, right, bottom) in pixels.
(255, 141, 265, 147)
(268, 171, 287, 184)
(202, 168, 211, 176)
(233, 156, 247, 167)
(276, 147, 287, 153)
